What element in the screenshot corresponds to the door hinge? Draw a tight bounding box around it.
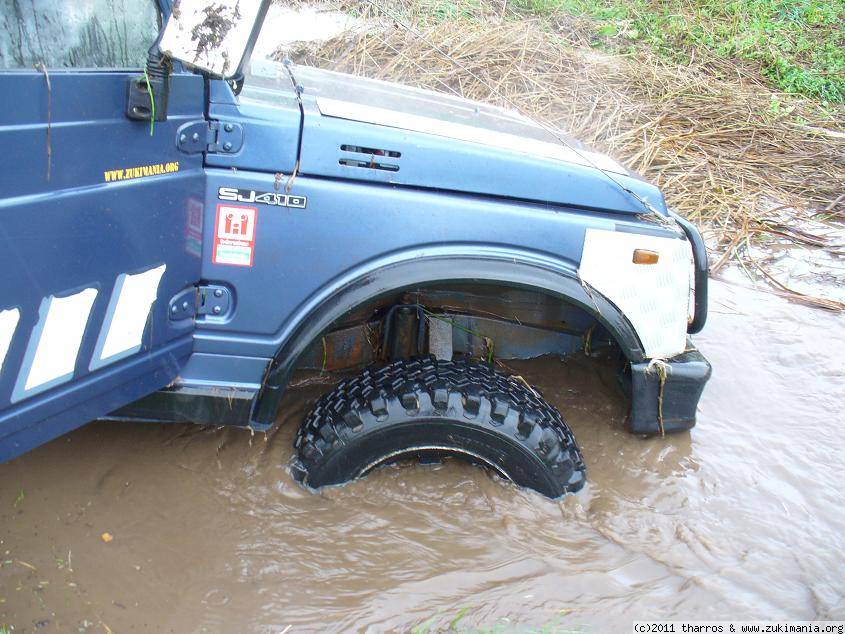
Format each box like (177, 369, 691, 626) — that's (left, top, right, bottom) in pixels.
(176, 120, 244, 155)
(169, 285, 232, 321)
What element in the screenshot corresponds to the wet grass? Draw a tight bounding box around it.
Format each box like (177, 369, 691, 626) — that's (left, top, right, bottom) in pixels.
(412, 0, 845, 104)
(546, 1, 843, 104)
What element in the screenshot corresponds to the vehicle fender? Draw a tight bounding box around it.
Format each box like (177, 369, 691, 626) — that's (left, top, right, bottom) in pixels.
(249, 245, 646, 427)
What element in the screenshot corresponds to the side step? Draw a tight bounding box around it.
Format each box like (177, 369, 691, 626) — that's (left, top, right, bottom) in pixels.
(104, 385, 261, 429)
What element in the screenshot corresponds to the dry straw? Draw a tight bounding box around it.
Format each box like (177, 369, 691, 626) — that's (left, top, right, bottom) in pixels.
(286, 4, 845, 309)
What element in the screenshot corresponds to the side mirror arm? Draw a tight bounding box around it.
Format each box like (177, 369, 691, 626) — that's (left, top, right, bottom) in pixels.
(126, 47, 171, 123)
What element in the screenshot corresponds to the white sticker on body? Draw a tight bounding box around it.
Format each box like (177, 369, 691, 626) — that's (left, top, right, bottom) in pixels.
(21, 288, 98, 393)
(94, 264, 167, 366)
(0, 308, 20, 375)
(579, 228, 692, 359)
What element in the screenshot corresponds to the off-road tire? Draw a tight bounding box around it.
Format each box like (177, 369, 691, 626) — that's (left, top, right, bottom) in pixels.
(292, 357, 586, 498)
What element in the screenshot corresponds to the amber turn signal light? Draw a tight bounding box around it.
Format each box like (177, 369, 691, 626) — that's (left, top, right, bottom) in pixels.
(632, 249, 659, 265)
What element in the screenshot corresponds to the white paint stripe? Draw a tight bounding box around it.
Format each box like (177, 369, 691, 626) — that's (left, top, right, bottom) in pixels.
(0, 308, 20, 374)
(316, 96, 629, 175)
(98, 264, 166, 363)
(24, 288, 97, 391)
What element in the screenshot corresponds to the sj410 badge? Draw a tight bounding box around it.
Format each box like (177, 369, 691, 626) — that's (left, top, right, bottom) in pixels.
(218, 187, 306, 209)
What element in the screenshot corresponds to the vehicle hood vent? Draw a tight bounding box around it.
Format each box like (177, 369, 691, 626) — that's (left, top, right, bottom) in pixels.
(339, 144, 401, 172)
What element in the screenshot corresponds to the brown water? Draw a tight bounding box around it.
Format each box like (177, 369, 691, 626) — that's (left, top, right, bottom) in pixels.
(2, 279, 844, 633)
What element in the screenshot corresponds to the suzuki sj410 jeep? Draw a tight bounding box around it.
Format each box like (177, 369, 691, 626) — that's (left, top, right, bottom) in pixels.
(0, 0, 710, 498)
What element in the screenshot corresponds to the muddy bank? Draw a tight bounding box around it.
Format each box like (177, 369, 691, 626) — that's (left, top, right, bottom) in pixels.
(1, 279, 844, 632)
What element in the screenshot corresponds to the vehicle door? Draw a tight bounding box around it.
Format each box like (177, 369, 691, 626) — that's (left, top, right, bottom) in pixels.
(0, 0, 206, 460)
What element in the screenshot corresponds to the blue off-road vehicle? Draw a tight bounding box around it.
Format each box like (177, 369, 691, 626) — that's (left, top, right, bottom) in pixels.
(0, 0, 710, 497)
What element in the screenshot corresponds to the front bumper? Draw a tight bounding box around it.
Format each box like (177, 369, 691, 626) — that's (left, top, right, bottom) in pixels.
(623, 341, 712, 435)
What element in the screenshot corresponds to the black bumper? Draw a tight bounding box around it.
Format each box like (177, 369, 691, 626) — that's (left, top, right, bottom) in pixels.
(624, 342, 712, 435)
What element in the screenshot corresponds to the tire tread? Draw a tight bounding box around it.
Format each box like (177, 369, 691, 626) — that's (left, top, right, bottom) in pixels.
(293, 356, 586, 496)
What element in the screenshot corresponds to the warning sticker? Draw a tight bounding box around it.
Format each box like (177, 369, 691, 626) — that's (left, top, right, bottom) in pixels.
(212, 204, 258, 267)
(184, 198, 204, 258)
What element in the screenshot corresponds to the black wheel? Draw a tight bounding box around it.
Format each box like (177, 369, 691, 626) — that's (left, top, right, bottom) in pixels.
(292, 357, 586, 498)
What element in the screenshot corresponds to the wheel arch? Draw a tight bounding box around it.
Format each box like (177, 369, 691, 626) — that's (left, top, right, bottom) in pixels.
(249, 245, 646, 427)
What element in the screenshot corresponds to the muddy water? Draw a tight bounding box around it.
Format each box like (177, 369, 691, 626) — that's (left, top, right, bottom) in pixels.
(1, 279, 844, 633)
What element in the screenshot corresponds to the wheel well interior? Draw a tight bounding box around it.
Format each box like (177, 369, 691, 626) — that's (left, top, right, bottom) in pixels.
(293, 282, 627, 372)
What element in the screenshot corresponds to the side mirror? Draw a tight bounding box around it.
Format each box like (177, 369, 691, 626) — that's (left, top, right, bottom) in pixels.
(158, 0, 270, 78)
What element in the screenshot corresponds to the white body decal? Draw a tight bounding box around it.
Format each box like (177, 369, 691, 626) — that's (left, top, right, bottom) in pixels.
(316, 97, 628, 175)
(0, 308, 20, 374)
(21, 288, 98, 393)
(579, 228, 692, 359)
(94, 264, 167, 366)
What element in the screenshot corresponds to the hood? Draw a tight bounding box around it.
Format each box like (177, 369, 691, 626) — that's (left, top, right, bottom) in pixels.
(242, 61, 666, 215)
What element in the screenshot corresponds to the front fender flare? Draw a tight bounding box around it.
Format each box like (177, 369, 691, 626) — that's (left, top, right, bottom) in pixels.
(249, 246, 646, 427)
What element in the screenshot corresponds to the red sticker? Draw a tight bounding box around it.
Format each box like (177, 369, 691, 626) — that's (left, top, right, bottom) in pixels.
(212, 203, 258, 267)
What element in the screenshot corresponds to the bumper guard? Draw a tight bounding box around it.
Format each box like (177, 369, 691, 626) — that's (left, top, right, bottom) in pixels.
(624, 340, 712, 435)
